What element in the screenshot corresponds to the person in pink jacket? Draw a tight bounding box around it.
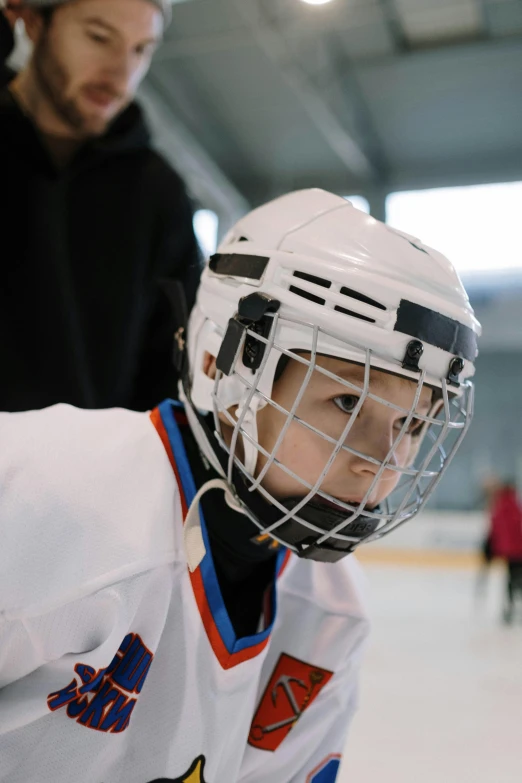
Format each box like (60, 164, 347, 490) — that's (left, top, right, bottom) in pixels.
(490, 481, 522, 623)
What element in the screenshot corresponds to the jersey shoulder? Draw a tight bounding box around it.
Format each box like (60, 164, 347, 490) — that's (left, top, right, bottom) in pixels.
(281, 552, 370, 623)
(0, 404, 183, 618)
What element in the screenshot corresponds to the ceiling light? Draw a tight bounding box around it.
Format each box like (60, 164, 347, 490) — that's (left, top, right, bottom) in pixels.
(301, 0, 336, 6)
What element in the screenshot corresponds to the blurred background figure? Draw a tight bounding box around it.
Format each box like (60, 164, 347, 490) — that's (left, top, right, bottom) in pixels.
(0, 0, 201, 412)
(475, 474, 501, 603)
(489, 480, 522, 624)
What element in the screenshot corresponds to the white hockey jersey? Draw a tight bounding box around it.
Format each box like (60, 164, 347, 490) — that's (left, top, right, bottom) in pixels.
(0, 400, 370, 783)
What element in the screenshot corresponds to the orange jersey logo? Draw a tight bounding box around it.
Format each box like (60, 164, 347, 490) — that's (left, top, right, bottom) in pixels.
(248, 653, 333, 752)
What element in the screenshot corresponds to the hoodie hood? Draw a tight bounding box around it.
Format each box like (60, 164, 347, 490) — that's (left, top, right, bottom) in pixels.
(0, 85, 152, 172)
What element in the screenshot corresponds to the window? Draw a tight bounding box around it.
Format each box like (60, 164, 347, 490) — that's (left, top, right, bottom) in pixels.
(193, 209, 219, 259)
(344, 195, 370, 214)
(386, 182, 522, 275)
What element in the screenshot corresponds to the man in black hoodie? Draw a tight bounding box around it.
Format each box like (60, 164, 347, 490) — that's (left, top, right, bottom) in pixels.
(1, 0, 202, 412)
(0, 9, 15, 85)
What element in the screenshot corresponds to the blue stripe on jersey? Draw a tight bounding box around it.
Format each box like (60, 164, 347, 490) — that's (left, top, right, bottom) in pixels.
(310, 758, 341, 782)
(158, 400, 286, 656)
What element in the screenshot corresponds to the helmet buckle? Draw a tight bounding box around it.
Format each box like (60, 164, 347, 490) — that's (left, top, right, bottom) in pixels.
(447, 356, 465, 387)
(402, 339, 424, 372)
(216, 293, 280, 376)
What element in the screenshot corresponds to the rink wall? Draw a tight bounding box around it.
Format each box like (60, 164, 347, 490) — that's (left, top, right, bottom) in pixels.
(356, 511, 490, 568)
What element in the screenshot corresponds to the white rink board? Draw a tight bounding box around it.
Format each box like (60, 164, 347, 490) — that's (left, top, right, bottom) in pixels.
(367, 510, 488, 553)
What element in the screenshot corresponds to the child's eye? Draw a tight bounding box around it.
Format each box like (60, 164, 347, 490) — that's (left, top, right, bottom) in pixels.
(89, 33, 109, 44)
(333, 394, 360, 414)
(135, 43, 155, 57)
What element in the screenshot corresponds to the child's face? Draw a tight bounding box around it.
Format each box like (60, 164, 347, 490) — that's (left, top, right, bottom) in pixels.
(254, 355, 434, 510)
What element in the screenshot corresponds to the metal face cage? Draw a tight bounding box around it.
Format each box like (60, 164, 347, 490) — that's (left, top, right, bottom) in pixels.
(210, 309, 474, 560)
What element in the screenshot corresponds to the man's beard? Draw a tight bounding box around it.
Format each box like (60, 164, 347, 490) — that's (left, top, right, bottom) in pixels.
(33, 33, 120, 138)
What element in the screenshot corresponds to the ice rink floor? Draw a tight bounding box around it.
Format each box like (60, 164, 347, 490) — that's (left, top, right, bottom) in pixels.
(337, 561, 522, 783)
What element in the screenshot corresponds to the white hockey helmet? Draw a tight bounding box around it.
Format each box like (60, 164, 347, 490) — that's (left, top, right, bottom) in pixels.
(183, 189, 481, 563)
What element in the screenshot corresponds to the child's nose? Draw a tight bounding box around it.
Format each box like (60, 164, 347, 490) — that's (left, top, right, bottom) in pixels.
(344, 423, 399, 479)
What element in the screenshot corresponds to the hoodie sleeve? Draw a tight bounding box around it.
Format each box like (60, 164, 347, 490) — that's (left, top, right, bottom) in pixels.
(129, 161, 203, 410)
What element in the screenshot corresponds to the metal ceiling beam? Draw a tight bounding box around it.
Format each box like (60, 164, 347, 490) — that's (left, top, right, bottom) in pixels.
(139, 77, 250, 227)
(325, 33, 390, 182)
(349, 31, 522, 65)
(378, 0, 411, 53)
(156, 3, 382, 62)
(155, 29, 250, 61)
(477, 0, 493, 38)
(231, 0, 375, 181)
(285, 150, 522, 198)
(155, 21, 521, 64)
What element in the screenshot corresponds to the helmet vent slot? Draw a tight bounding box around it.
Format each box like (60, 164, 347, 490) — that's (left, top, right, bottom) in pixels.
(339, 287, 386, 311)
(287, 270, 385, 323)
(289, 285, 326, 306)
(334, 305, 375, 324)
(293, 270, 331, 289)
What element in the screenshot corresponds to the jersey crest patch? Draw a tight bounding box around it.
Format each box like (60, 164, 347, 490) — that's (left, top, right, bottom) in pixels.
(148, 754, 207, 782)
(47, 633, 154, 733)
(248, 652, 333, 752)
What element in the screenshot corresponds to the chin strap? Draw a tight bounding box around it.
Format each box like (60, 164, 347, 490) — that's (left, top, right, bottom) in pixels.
(183, 477, 247, 573)
(179, 380, 227, 479)
(235, 394, 261, 477)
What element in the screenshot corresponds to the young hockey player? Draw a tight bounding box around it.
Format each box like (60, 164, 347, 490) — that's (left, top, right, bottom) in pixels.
(0, 189, 480, 783)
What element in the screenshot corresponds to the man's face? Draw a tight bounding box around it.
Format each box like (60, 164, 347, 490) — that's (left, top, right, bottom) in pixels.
(30, 0, 163, 136)
(254, 355, 434, 511)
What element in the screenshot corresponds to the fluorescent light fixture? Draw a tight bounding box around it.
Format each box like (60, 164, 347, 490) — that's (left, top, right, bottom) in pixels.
(301, 0, 336, 6)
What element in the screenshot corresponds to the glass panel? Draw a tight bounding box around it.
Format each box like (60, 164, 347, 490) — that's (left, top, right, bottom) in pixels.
(386, 182, 522, 275)
(193, 209, 219, 259)
(344, 195, 370, 214)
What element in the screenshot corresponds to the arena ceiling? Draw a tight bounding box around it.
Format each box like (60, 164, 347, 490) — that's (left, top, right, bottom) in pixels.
(144, 0, 522, 211)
